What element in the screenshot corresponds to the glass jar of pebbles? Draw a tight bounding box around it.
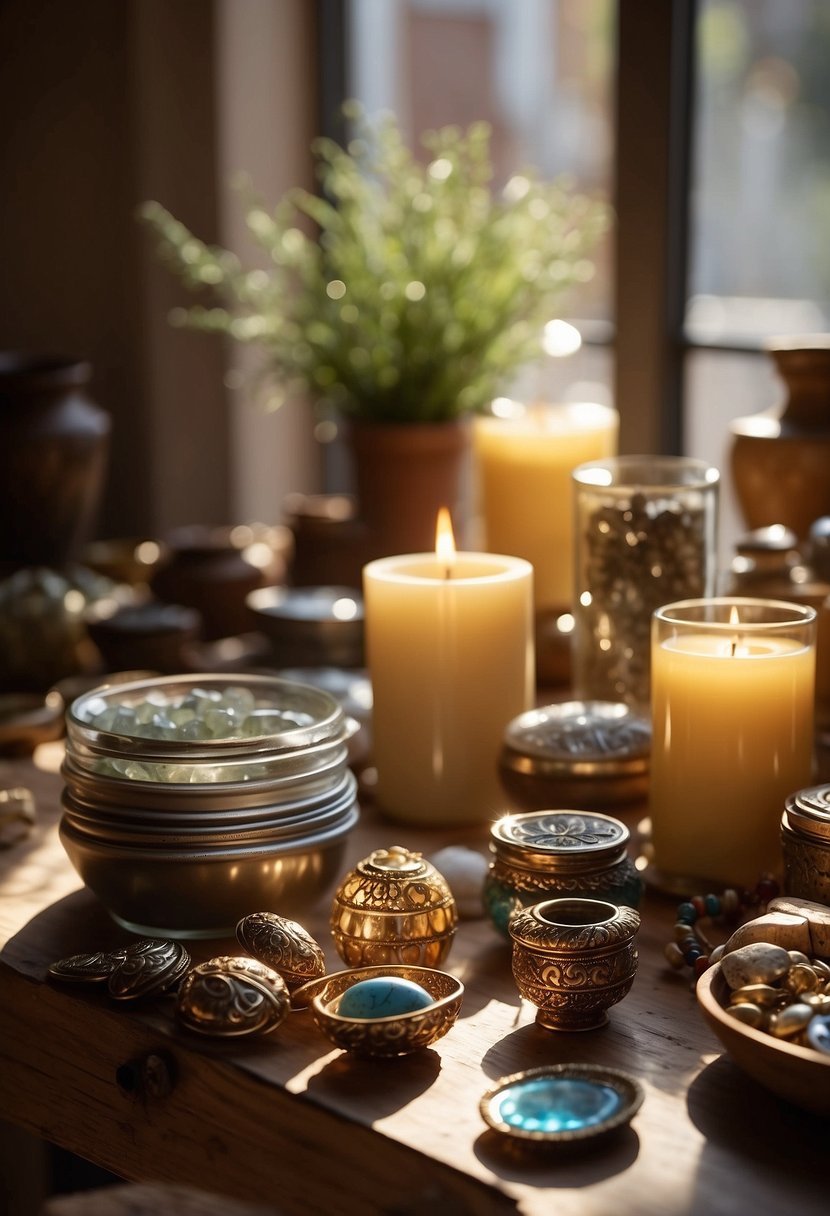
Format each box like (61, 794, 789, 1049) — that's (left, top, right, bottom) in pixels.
(571, 456, 720, 712)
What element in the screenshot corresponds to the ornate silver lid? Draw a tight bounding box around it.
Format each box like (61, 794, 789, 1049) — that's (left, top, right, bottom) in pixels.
(490, 809, 630, 872)
(785, 786, 830, 841)
(499, 701, 650, 808)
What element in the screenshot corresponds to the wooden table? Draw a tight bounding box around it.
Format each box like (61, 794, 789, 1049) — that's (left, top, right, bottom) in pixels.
(1, 745, 828, 1216)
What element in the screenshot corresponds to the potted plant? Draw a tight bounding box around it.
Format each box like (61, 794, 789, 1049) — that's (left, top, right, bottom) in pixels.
(141, 104, 607, 556)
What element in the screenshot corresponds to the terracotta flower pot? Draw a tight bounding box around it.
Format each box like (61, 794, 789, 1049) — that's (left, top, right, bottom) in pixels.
(346, 419, 470, 559)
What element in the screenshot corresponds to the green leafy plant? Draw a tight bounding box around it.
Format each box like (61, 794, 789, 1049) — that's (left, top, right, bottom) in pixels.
(140, 104, 608, 424)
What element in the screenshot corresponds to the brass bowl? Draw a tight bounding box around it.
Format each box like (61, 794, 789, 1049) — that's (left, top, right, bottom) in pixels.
(697, 962, 830, 1116)
(303, 964, 464, 1057)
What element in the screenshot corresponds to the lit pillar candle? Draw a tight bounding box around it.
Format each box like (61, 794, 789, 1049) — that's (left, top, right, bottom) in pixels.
(473, 399, 618, 610)
(363, 511, 534, 826)
(649, 599, 816, 888)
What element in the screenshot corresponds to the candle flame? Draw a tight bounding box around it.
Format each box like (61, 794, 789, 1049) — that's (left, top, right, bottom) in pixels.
(729, 604, 740, 656)
(435, 508, 456, 574)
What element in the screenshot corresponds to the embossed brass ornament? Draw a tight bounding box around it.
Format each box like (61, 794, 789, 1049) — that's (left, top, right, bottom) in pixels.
(484, 808, 642, 937)
(176, 956, 290, 1037)
(236, 911, 326, 991)
(48, 938, 191, 1001)
(307, 964, 463, 1057)
(330, 845, 458, 967)
(781, 785, 830, 905)
(509, 898, 640, 1031)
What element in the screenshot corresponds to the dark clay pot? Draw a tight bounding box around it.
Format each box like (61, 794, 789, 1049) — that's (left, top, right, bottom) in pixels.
(0, 354, 110, 572)
(347, 419, 470, 559)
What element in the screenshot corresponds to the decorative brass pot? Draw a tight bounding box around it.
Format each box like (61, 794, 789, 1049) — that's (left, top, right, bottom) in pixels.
(509, 897, 640, 1031)
(330, 845, 458, 967)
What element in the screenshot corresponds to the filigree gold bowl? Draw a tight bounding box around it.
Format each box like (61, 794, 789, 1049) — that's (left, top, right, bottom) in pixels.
(297, 964, 464, 1057)
(697, 961, 830, 1116)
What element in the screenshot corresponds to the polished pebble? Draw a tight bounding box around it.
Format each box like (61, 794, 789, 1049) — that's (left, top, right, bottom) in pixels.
(806, 1013, 830, 1055)
(720, 942, 791, 990)
(335, 977, 434, 1019)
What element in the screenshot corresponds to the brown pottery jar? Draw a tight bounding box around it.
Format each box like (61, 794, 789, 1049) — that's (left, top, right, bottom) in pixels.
(731, 338, 830, 540)
(0, 353, 110, 574)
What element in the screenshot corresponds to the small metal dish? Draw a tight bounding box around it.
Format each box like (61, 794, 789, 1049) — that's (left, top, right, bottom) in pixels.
(480, 1063, 644, 1145)
(300, 964, 463, 1057)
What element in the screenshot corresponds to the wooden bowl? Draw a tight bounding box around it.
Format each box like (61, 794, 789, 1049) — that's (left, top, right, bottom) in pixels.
(696, 962, 830, 1115)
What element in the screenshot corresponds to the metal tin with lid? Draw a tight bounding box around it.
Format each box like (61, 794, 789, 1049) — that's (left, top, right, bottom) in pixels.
(499, 701, 650, 811)
(484, 809, 643, 937)
(782, 786, 830, 905)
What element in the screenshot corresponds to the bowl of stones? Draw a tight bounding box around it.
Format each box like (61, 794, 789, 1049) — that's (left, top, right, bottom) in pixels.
(60, 674, 359, 937)
(696, 942, 830, 1116)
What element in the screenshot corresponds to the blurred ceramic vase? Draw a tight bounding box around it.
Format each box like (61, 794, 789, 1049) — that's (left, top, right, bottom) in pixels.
(730, 337, 830, 540)
(0, 353, 110, 574)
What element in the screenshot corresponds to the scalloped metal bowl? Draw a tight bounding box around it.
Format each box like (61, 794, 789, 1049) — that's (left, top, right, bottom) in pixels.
(300, 964, 464, 1057)
(697, 962, 830, 1116)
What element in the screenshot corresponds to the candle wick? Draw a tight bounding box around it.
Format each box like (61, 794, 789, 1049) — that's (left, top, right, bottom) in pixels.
(730, 637, 737, 657)
(443, 564, 453, 581)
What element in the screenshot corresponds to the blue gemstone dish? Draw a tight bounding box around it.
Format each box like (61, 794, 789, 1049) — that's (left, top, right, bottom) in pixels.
(480, 1064, 644, 1145)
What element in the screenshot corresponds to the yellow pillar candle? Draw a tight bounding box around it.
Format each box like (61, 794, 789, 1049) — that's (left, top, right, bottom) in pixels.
(649, 599, 816, 888)
(363, 514, 534, 826)
(473, 400, 618, 610)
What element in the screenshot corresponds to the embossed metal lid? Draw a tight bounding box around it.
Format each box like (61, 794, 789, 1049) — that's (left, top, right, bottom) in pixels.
(490, 809, 631, 873)
(784, 786, 830, 842)
(499, 701, 650, 809)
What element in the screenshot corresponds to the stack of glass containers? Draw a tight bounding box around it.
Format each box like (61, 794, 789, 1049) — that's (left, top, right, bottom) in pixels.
(60, 674, 359, 938)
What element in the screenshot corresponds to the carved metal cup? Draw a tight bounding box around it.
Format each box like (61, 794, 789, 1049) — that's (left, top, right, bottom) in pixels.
(509, 897, 640, 1031)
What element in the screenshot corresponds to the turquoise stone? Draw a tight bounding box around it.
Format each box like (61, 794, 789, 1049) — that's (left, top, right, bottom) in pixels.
(493, 1076, 624, 1134)
(336, 977, 434, 1019)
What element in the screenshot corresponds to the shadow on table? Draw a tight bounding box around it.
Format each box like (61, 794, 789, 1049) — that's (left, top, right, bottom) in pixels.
(304, 1045, 442, 1118)
(473, 1125, 640, 1188)
(686, 1055, 830, 1215)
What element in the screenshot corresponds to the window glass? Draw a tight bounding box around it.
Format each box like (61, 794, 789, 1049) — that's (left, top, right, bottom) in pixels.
(685, 0, 830, 555)
(347, 0, 615, 406)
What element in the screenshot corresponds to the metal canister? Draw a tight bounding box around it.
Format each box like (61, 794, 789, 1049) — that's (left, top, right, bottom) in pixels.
(484, 808, 643, 937)
(781, 786, 830, 905)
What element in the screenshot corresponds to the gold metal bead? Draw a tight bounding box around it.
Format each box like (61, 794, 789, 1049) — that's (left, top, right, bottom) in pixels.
(236, 912, 326, 992)
(811, 959, 830, 980)
(783, 963, 819, 995)
(176, 956, 290, 1037)
(727, 1002, 765, 1029)
(768, 1003, 814, 1039)
(787, 950, 812, 966)
(728, 983, 785, 1009)
(801, 992, 830, 1012)
(330, 845, 458, 968)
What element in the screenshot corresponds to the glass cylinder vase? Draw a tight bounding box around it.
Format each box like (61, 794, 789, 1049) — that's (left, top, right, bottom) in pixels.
(571, 456, 720, 712)
(649, 598, 816, 890)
